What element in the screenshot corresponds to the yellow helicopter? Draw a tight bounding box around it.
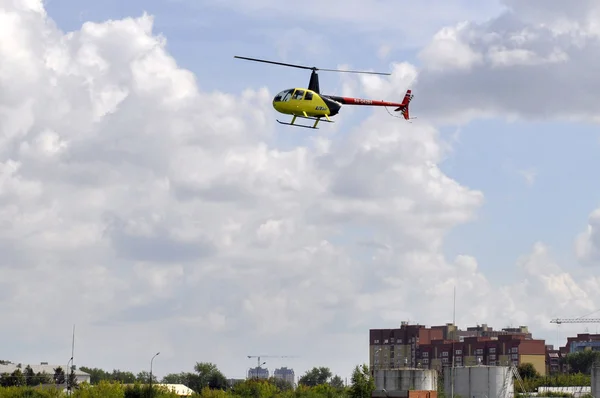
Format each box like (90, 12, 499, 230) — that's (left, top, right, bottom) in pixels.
(234, 55, 414, 129)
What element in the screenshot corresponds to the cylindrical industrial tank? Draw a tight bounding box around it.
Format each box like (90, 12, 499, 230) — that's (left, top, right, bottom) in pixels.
(592, 365, 600, 398)
(374, 369, 437, 391)
(443, 366, 513, 398)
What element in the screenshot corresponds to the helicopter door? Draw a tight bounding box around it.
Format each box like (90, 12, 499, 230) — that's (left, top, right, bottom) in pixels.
(292, 89, 305, 100)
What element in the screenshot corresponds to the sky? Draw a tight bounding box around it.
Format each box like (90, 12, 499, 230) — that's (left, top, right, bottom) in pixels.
(2, 0, 600, 383)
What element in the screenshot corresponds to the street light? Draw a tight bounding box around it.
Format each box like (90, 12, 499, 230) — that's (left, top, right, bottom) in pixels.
(150, 352, 160, 394)
(66, 357, 73, 395)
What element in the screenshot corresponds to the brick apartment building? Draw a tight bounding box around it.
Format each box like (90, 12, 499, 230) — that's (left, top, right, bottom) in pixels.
(369, 321, 445, 369)
(418, 334, 546, 375)
(370, 322, 544, 375)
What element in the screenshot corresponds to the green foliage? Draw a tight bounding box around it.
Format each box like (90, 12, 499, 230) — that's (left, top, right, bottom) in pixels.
(517, 363, 539, 379)
(299, 367, 333, 387)
(348, 364, 374, 398)
(0, 362, 359, 398)
(515, 372, 591, 393)
(565, 351, 600, 374)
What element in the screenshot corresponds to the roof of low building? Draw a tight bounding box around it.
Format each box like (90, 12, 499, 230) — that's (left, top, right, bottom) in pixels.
(0, 364, 90, 376)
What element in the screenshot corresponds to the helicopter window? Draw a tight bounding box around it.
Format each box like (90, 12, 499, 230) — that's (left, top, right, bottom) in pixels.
(281, 90, 293, 102)
(304, 92, 313, 100)
(292, 90, 305, 100)
(274, 89, 293, 102)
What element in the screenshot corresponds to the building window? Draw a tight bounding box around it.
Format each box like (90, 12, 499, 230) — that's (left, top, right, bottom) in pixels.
(422, 352, 429, 358)
(384, 339, 388, 344)
(511, 347, 518, 353)
(512, 354, 518, 359)
(423, 359, 429, 364)
(442, 352, 448, 357)
(475, 349, 483, 355)
(489, 354, 496, 360)
(390, 338, 395, 343)
(398, 339, 402, 344)
(374, 340, 379, 344)
(442, 358, 449, 364)
(455, 349, 462, 355)
(489, 348, 496, 353)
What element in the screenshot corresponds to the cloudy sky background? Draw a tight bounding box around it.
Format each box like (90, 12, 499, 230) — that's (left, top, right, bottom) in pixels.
(2, 0, 600, 381)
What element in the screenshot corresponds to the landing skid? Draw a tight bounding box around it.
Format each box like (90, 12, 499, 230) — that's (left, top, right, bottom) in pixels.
(276, 114, 334, 129)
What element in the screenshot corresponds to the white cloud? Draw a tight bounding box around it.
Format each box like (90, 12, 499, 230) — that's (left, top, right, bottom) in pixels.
(412, 0, 600, 124)
(3, 0, 600, 384)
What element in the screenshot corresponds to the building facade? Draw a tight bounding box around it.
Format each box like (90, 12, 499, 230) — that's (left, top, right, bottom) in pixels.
(418, 334, 546, 375)
(273, 367, 295, 386)
(370, 323, 544, 375)
(370, 322, 445, 371)
(247, 367, 269, 379)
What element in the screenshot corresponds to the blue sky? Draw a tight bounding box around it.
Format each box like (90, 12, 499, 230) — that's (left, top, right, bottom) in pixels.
(4, 0, 600, 381)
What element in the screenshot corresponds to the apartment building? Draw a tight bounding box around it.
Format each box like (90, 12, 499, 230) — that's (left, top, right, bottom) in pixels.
(369, 322, 444, 370)
(418, 334, 546, 375)
(563, 333, 600, 353)
(273, 367, 295, 387)
(247, 366, 269, 379)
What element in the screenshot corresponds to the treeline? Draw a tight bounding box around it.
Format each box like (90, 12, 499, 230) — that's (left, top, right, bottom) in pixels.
(0, 364, 77, 388)
(0, 363, 375, 398)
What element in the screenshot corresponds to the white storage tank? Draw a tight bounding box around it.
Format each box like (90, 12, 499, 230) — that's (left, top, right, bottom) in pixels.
(374, 369, 437, 391)
(443, 366, 514, 398)
(592, 364, 600, 398)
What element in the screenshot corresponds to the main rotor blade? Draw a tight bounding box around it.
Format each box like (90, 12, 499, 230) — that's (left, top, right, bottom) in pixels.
(234, 56, 391, 75)
(234, 56, 314, 71)
(318, 68, 390, 75)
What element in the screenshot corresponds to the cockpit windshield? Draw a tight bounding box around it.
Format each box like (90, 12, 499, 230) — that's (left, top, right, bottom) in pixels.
(273, 89, 294, 102)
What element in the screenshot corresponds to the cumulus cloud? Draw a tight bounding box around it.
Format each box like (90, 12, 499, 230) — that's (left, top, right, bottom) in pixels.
(2, 0, 600, 382)
(412, 0, 600, 123)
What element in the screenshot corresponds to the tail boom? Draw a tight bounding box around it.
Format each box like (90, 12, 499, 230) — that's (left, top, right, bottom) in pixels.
(324, 89, 413, 120)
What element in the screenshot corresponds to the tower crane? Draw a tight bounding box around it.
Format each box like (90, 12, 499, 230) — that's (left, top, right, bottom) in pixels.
(247, 355, 297, 369)
(550, 318, 600, 324)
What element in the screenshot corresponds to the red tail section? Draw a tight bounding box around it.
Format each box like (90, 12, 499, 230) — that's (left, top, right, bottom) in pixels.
(394, 90, 413, 120)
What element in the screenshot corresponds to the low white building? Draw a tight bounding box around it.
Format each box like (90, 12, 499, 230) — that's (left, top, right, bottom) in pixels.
(0, 362, 91, 384)
(156, 384, 195, 396)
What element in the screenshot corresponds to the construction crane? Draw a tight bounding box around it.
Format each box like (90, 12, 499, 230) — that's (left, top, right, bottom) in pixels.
(550, 318, 600, 324)
(247, 355, 296, 368)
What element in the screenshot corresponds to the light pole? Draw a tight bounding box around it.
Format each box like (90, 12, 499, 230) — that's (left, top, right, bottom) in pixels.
(150, 352, 160, 394)
(66, 357, 73, 395)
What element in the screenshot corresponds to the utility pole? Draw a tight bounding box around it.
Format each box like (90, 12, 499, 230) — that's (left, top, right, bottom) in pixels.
(150, 352, 160, 394)
(451, 286, 455, 398)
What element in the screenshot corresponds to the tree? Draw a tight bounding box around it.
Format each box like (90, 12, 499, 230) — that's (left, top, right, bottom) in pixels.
(191, 362, 228, 391)
(110, 369, 136, 383)
(67, 366, 79, 391)
(24, 365, 35, 386)
(349, 364, 375, 398)
(269, 376, 294, 391)
(136, 370, 158, 383)
(53, 366, 66, 385)
(565, 351, 600, 374)
(330, 375, 345, 389)
(299, 367, 333, 386)
(518, 363, 539, 379)
(79, 366, 111, 384)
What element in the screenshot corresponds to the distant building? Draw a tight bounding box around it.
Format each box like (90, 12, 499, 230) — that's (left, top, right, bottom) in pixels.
(0, 362, 91, 384)
(563, 333, 600, 353)
(418, 334, 547, 375)
(247, 366, 269, 379)
(273, 367, 295, 386)
(370, 322, 538, 374)
(370, 321, 444, 371)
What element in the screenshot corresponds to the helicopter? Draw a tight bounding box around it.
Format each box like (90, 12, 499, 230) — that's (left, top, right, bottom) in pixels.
(234, 56, 414, 129)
